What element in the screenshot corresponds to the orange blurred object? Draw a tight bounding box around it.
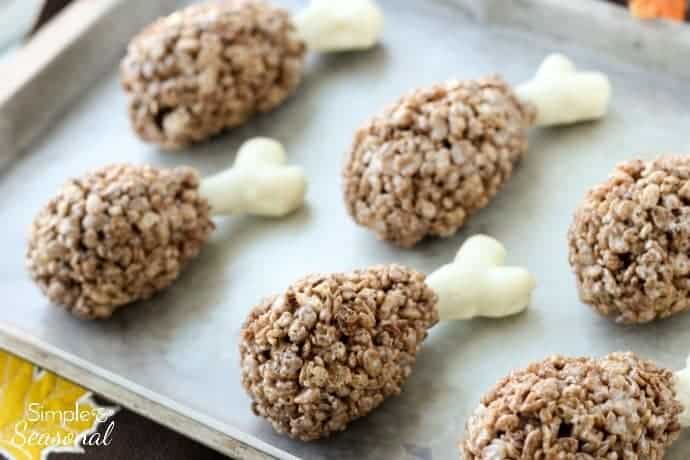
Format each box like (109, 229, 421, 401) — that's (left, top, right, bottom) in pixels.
(629, 0, 688, 20)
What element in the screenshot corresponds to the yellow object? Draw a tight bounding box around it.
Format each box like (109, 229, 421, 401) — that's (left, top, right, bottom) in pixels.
(630, 0, 688, 21)
(0, 350, 116, 460)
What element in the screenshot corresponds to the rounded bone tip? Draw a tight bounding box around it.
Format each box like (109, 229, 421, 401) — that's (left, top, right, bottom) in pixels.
(121, 0, 306, 149)
(296, 0, 384, 53)
(537, 53, 576, 75)
(517, 53, 611, 127)
(462, 353, 682, 459)
(236, 137, 288, 167)
(343, 77, 535, 247)
(568, 156, 690, 323)
(200, 137, 307, 217)
(457, 235, 507, 266)
(26, 165, 214, 319)
(429, 235, 535, 321)
(239, 265, 438, 440)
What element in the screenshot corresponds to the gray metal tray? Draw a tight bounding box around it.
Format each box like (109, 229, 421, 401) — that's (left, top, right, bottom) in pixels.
(2, 0, 690, 458)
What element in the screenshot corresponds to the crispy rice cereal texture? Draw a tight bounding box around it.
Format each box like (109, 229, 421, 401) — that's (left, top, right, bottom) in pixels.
(343, 77, 535, 248)
(463, 353, 682, 460)
(121, 0, 306, 149)
(239, 265, 439, 440)
(26, 165, 214, 319)
(569, 157, 690, 323)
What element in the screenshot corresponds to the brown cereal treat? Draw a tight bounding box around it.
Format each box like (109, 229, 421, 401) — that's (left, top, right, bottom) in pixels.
(121, 0, 305, 149)
(239, 265, 439, 440)
(343, 76, 535, 248)
(26, 165, 214, 319)
(462, 353, 682, 459)
(568, 156, 690, 323)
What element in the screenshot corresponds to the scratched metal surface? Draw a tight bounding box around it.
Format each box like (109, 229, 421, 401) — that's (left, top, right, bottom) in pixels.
(1, 0, 690, 458)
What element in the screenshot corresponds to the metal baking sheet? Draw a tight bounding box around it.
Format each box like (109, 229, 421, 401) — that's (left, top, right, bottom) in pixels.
(2, 0, 690, 458)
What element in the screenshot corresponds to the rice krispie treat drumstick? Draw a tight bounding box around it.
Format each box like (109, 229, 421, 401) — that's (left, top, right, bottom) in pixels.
(463, 352, 690, 459)
(344, 54, 611, 247)
(239, 235, 535, 440)
(26, 138, 306, 319)
(121, 0, 383, 149)
(569, 156, 690, 324)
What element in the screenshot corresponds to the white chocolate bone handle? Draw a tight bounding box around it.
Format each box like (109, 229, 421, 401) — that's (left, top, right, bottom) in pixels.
(199, 138, 307, 217)
(295, 0, 384, 53)
(516, 53, 611, 127)
(426, 235, 536, 321)
(675, 356, 690, 428)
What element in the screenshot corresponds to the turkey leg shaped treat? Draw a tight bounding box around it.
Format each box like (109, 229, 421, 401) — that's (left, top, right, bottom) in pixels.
(569, 156, 690, 324)
(121, 0, 384, 149)
(26, 138, 307, 319)
(464, 352, 690, 459)
(344, 54, 611, 247)
(239, 235, 536, 440)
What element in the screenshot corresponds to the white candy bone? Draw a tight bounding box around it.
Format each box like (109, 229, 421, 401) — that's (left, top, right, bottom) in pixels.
(515, 53, 611, 127)
(675, 356, 690, 427)
(426, 235, 536, 321)
(295, 0, 384, 53)
(199, 138, 307, 217)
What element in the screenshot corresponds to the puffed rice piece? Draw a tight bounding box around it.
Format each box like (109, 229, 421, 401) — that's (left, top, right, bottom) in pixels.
(463, 353, 682, 459)
(240, 265, 439, 440)
(239, 236, 534, 440)
(26, 165, 214, 319)
(343, 77, 535, 247)
(121, 0, 305, 149)
(569, 156, 690, 323)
